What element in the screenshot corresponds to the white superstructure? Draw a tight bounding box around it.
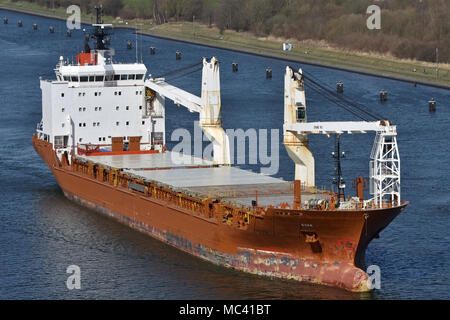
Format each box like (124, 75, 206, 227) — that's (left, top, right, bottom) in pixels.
(36, 22, 166, 162)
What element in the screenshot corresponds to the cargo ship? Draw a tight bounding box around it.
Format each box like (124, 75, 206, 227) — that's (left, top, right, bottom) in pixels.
(33, 8, 407, 292)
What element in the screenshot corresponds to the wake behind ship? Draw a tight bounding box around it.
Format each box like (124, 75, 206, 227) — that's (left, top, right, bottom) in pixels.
(33, 8, 407, 292)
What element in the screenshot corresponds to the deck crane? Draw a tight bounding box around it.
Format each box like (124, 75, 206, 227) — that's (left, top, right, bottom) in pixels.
(283, 66, 401, 208)
(145, 57, 231, 166)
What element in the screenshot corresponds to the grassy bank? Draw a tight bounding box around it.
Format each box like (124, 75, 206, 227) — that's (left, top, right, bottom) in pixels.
(1, 0, 449, 88)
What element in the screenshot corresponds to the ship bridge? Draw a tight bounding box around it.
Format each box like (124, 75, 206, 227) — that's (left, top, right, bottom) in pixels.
(56, 60, 147, 86)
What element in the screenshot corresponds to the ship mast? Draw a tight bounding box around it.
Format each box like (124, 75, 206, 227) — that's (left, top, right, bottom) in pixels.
(332, 134, 346, 207)
(93, 6, 108, 51)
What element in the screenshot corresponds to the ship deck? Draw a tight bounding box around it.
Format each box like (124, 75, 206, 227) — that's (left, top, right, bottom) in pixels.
(77, 151, 325, 207)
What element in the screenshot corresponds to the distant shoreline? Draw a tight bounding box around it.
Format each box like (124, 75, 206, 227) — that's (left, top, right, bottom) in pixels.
(141, 32, 450, 90)
(1, 4, 449, 90)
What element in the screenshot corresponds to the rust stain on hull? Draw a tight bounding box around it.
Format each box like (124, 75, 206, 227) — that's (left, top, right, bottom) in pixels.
(32, 135, 406, 292)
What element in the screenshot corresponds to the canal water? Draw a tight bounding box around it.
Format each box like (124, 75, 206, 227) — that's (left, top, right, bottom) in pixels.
(0, 9, 449, 299)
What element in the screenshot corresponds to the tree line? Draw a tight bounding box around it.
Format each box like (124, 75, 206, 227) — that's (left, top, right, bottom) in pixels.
(22, 0, 450, 63)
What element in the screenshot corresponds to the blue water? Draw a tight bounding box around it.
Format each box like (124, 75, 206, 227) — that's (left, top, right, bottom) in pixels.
(0, 9, 449, 299)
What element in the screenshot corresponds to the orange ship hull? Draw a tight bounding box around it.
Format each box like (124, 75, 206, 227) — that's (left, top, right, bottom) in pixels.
(33, 136, 407, 292)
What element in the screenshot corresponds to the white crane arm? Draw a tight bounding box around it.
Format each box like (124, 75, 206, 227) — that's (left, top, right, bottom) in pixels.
(145, 79, 202, 113)
(285, 121, 395, 135)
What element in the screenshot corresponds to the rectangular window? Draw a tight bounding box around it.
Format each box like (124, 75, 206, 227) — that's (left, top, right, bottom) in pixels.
(120, 74, 128, 80)
(114, 75, 120, 81)
(80, 76, 88, 82)
(95, 75, 104, 82)
(135, 74, 144, 80)
(128, 74, 136, 80)
(297, 106, 306, 121)
(71, 76, 79, 82)
(63, 76, 69, 81)
(89, 76, 95, 82)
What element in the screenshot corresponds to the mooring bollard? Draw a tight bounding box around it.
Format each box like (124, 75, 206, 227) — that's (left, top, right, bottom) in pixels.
(429, 98, 436, 113)
(232, 62, 238, 72)
(379, 90, 387, 102)
(337, 81, 344, 93)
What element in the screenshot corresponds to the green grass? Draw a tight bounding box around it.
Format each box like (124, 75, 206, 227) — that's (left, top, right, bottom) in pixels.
(1, 0, 449, 86)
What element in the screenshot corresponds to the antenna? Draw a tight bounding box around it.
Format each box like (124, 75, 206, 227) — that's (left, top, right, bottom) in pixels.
(135, 23, 138, 63)
(140, 24, 143, 63)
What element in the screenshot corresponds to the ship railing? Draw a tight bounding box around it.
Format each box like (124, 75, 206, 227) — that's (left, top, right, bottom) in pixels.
(77, 144, 102, 155)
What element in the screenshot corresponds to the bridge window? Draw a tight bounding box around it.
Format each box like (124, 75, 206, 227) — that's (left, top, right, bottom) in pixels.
(114, 75, 120, 81)
(129, 74, 136, 80)
(297, 106, 306, 121)
(95, 75, 104, 82)
(136, 74, 144, 80)
(71, 76, 79, 82)
(89, 76, 95, 82)
(121, 74, 128, 80)
(80, 76, 88, 82)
